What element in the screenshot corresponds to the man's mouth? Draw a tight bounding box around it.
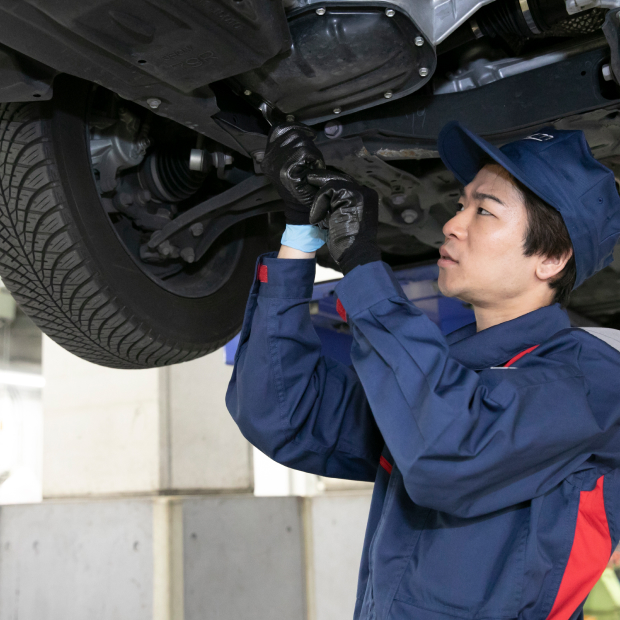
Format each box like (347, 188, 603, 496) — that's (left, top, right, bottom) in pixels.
(438, 246, 458, 266)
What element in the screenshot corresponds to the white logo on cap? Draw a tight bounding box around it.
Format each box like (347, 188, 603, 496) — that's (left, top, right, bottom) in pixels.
(524, 133, 554, 142)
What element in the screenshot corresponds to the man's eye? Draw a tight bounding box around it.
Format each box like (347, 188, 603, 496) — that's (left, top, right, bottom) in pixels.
(456, 203, 465, 212)
(478, 207, 492, 216)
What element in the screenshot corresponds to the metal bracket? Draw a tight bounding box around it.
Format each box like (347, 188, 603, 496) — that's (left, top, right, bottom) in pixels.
(142, 175, 281, 264)
(296, 0, 495, 44)
(329, 38, 618, 141)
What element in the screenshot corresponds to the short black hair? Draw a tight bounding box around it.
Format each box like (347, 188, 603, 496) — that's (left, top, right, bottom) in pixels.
(512, 178, 576, 307)
(478, 158, 576, 307)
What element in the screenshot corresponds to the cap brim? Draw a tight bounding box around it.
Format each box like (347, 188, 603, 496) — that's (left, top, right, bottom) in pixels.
(437, 121, 519, 186)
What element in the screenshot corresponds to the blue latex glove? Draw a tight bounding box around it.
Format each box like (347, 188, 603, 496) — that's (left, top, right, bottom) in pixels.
(281, 224, 328, 253)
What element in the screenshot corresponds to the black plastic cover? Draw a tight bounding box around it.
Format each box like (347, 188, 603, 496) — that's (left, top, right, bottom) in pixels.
(234, 5, 437, 123)
(0, 46, 56, 102)
(17, 0, 291, 93)
(0, 0, 291, 151)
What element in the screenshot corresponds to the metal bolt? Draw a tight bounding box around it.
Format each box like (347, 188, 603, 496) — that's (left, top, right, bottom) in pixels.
(100, 178, 118, 193)
(401, 209, 418, 224)
(181, 247, 195, 264)
(316, 7, 326, 15)
(137, 137, 151, 150)
(190, 223, 204, 237)
(244, 89, 252, 96)
(391, 194, 406, 205)
(253, 150, 265, 163)
(286, 114, 296, 122)
(419, 67, 429, 77)
(384, 91, 393, 99)
(385, 8, 395, 17)
(602, 64, 614, 82)
(189, 149, 206, 172)
(212, 151, 232, 169)
(137, 189, 151, 205)
(333, 107, 342, 114)
(147, 98, 161, 109)
(415, 36, 424, 46)
(158, 242, 172, 257)
(324, 121, 343, 139)
(119, 192, 133, 207)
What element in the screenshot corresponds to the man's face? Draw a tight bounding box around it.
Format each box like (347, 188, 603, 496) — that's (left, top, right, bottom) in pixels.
(437, 164, 544, 307)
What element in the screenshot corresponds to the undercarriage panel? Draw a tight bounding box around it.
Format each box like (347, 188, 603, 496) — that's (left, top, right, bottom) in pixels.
(0, 0, 291, 150)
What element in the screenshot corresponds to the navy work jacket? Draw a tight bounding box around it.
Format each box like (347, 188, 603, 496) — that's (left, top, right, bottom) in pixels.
(225, 251, 620, 620)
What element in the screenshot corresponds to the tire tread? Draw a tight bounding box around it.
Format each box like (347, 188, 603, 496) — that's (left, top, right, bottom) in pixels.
(0, 102, 228, 368)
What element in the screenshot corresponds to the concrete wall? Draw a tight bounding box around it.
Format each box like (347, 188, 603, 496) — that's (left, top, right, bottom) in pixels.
(0, 493, 371, 620)
(31, 337, 372, 620)
(0, 499, 155, 620)
(42, 337, 252, 497)
(182, 496, 306, 620)
(308, 494, 372, 620)
(167, 353, 251, 492)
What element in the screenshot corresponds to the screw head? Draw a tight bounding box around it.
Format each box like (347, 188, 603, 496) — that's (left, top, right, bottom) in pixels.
(333, 107, 342, 114)
(419, 67, 429, 77)
(137, 189, 151, 204)
(158, 241, 172, 257)
(384, 91, 393, 99)
(286, 114, 296, 122)
(147, 98, 161, 109)
(181, 247, 195, 264)
(244, 89, 252, 96)
(401, 209, 418, 224)
(119, 192, 133, 207)
(415, 36, 424, 46)
(316, 7, 326, 15)
(100, 178, 118, 192)
(190, 223, 204, 237)
(385, 8, 395, 17)
(324, 121, 343, 139)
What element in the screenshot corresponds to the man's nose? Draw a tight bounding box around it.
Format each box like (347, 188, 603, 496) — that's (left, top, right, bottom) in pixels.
(442, 208, 468, 240)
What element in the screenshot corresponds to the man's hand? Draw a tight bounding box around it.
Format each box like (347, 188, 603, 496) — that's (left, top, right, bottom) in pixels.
(308, 171, 381, 275)
(261, 122, 326, 225)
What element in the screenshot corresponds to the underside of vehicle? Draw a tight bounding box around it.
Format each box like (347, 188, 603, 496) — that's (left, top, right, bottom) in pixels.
(0, 0, 619, 368)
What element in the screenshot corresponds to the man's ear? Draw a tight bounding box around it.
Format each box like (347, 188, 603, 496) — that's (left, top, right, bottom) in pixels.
(536, 249, 573, 282)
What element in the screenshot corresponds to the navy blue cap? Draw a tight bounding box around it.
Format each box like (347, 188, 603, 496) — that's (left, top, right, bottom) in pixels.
(437, 121, 620, 289)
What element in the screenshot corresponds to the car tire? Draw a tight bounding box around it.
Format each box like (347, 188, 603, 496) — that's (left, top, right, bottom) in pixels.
(0, 78, 271, 369)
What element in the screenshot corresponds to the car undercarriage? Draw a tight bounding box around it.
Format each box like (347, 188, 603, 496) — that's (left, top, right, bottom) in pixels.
(0, 0, 618, 367)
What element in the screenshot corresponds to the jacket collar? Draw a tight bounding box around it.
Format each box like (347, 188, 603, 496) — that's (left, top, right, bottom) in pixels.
(446, 303, 571, 370)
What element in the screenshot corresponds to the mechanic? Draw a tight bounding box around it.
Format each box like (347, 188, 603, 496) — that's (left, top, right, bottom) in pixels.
(225, 120, 620, 620)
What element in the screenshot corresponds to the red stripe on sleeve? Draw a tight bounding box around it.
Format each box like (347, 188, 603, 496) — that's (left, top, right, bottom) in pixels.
(257, 264, 268, 283)
(547, 475, 611, 620)
(336, 298, 347, 322)
(504, 345, 539, 367)
(380, 456, 393, 475)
